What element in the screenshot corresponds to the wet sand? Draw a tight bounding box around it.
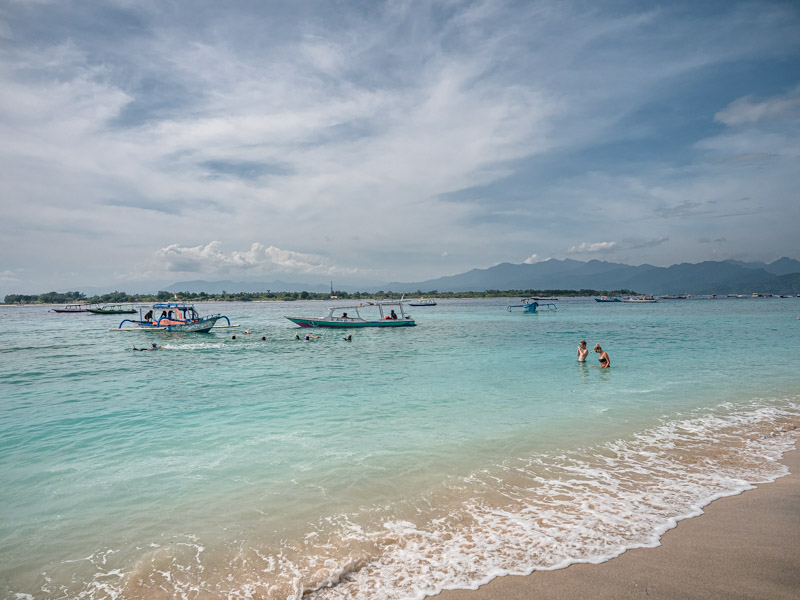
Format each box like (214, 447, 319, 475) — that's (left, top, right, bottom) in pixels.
(435, 447, 800, 600)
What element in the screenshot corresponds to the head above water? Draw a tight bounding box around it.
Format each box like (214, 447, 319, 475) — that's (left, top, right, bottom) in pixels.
(580, 340, 587, 347)
(593, 344, 602, 352)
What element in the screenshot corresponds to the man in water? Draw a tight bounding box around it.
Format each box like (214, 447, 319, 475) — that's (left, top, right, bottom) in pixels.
(593, 344, 610, 368)
(133, 343, 160, 351)
(577, 339, 588, 362)
(343, 334, 352, 341)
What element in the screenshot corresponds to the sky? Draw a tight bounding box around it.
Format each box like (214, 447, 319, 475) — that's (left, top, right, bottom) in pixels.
(1, 0, 799, 294)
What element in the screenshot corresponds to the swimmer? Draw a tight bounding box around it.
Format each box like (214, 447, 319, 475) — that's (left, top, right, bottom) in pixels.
(245, 329, 251, 334)
(133, 343, 160, 351)
(593, 344, 610, 368)
(577, 339, 588, 362)
(261, 336, 266, 341)
(304, 333, 318, 341)
(343, 334, 352, 341)
(232, 335, 236, 340)
(296, 334, 301, 340)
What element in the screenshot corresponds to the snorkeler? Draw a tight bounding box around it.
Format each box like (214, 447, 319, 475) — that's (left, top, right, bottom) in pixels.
(133, 343, 160, 351)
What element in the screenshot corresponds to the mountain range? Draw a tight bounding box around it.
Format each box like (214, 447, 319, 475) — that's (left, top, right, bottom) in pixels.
(163, 257, 800, 296)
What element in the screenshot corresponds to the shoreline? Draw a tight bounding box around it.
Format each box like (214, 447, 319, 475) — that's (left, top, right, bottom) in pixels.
(435, 446, 800, 600)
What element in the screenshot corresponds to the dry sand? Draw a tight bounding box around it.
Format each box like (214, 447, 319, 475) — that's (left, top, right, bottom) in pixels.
(434, 448, 800, 600)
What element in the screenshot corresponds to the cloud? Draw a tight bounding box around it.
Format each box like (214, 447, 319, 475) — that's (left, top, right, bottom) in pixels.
(523, 254, 551, 264)
(0, 269, 20, 284)
(568, 242, 617, 254)
(153, 241, 356, 276)
(1, 0, 799, 295)
(714, 88, 800, 126)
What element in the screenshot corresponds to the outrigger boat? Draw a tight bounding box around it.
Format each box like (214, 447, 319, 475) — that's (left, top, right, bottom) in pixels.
(507, 298, 557, 313)
(594, 296, 621, 303)
(408, 297, 437, 307)
(620, 295, 658, 303)
(114, 302, 236, 333)
(285, 299, 416, 328)
(51, 303, 96, 313)
(87, 304, 138, 314)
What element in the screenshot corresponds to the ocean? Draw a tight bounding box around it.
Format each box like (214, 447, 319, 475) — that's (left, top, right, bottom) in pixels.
(1, 297, 798, 599)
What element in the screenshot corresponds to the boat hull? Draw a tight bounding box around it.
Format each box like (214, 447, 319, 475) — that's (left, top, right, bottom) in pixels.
(88, 309, 137, 314)
(119, 316, 222, 333)
(286, 317, 416, 328)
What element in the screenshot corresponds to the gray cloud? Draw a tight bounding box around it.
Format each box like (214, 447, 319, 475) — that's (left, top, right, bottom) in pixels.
(1, 1, 799, 294)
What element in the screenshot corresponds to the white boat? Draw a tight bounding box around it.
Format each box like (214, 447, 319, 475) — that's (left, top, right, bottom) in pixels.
(408, 297, 437, 307)
(286, 299, 416, 328)
(620, 295, 658, 303)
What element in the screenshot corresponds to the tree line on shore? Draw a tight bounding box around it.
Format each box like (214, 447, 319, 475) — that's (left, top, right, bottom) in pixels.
(4, 288, 639, 305)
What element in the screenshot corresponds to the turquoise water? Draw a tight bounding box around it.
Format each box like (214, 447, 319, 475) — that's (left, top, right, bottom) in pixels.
(1, 298, 799, 599)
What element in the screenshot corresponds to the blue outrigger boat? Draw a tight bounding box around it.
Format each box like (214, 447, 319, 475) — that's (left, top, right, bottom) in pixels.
(506, 298, 557, 313)
(115, 302, 235, 333)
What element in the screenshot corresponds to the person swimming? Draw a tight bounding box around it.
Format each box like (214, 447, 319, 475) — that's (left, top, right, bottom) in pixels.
(133, 343, 160, 351)
(593, 344, 610, 368)
(343, 334, 352, 341)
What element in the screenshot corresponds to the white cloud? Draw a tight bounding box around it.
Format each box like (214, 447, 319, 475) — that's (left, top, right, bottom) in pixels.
(523, 254, 550, 264)
(714, 88, 800, 126)
(0, 269, 20, 283)
(568, 242, 618, 254)
(153, 241, 357, 276)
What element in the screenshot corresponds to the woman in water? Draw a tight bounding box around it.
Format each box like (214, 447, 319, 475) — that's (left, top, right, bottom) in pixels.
(577, 339, 588, 362)
(593, 344, 610, 368)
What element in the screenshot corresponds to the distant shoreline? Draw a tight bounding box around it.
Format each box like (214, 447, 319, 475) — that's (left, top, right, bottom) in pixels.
(2, 289, 642, 306)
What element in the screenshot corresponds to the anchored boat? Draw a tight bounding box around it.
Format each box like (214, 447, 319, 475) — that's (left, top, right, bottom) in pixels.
(620, 295, 658, 303)
(87, 304, 138, 314)
(594, 296, 621, 302)
(51, 303, 96, 313)
(506, 298, 557, 313)
(408, 297, 437, 307)
(285, 299, 416, 328)
(115, 302, 235, 333)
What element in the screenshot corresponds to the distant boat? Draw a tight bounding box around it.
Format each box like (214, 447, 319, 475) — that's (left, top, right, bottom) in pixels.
(87, 304, 138, 314)
(620, 295, 658, 303)
(660, 294, 689, 300)
(115, 302, 235, 333)
(507, 298, 557, 313)
(594, 296, 621, 302)
(286, 299, 416, 328)
(408, 298, 437, 307)
(51, 303, 95, 313)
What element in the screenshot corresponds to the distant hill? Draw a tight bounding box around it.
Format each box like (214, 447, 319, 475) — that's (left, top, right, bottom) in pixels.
(725, 257, 800, 276)
(156, 258, 800, 296)
(375, 257, 800, 295)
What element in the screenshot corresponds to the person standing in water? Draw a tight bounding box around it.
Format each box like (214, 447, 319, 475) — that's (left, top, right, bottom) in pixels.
(593, 344, 610, 368)
(577, 340, 588, 362)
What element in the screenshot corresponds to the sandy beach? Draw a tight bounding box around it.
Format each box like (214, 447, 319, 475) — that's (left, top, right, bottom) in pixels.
(436, 447, 800, 600)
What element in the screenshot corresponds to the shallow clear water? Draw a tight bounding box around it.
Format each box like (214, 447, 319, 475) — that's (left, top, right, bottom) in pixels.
(1, 298, 799, 599)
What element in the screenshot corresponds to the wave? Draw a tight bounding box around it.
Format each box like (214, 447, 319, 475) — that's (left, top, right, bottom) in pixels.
(10, 398, 799, 600)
